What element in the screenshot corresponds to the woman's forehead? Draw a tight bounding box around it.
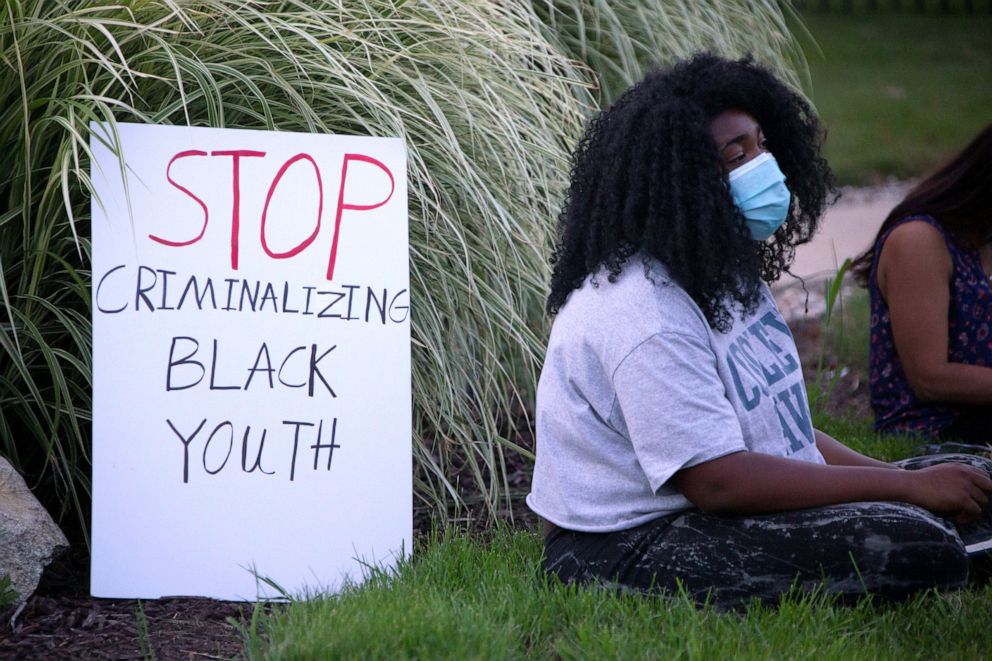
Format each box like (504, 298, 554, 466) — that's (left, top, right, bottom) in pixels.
(708, 109, 761, 148)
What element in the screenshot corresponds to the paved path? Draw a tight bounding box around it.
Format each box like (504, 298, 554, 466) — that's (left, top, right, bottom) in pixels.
(775, 181, 913, 320)
(790, 182, 914, 280)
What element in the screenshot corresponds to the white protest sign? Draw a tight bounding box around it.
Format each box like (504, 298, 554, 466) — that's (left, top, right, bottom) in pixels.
(90, 122, 411, 600)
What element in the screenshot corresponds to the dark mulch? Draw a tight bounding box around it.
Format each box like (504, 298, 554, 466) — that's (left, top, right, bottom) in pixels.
(0, 548, 255, 660)
(0, 315, 855, 659)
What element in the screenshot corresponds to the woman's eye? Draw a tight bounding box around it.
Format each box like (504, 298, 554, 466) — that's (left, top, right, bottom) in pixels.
(759, 138, 769, 150)
(729, 153, 745, 164)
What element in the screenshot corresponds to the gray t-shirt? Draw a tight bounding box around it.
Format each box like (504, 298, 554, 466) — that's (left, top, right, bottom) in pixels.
(527, 257, 824, 532)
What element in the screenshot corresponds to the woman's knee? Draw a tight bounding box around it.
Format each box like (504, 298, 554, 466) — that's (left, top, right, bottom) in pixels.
(838, 501, 969, 595)
(896, 452, 992, 479)
(678, 502, 970, 602)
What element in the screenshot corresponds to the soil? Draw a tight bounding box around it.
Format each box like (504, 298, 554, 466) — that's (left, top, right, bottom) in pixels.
(0, 548, 252, 660)
(0, 313, 865, 660)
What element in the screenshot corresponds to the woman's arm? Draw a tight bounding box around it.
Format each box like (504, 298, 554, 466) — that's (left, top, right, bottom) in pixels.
(814, 428, 894, 469)
(878, 220, 992, 404)
(671, 450, 991, 523)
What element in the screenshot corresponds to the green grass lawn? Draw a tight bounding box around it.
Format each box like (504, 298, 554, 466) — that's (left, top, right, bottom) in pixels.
(243, 417, 990, 660)
(245, 534, 992, 659)
(796, 11, 992, 185)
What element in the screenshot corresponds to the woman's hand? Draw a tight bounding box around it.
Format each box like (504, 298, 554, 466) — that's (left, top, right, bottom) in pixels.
(904, 462, 992, 524)
(810, 429, 992, 523)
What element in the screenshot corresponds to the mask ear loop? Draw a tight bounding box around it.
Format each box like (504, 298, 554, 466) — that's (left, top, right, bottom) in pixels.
(782, 267, 809, 315)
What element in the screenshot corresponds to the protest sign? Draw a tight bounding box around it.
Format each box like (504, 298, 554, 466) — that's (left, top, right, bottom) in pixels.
(90, 122, 410, 600)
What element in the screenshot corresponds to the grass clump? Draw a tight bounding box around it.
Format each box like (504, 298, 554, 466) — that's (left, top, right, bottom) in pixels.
(821, 285, 870, 375)
(245, 528, 992, 659)
(805, 260, 873, 419)
(814, 413, 920, 462)
(0, 575, 19, 609)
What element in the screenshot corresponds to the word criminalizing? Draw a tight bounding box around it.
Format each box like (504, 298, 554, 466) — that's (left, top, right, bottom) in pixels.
(95, 265, 409, 324)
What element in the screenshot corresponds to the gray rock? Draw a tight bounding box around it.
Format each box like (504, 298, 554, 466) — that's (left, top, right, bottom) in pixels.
(0, 457, 68, 606)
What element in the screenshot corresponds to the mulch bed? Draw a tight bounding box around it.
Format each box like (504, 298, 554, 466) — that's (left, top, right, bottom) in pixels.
(0, 548, 254, 660)
(0, 316, 863, 659)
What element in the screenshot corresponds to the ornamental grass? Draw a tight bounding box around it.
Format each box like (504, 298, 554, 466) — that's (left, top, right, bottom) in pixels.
(0, 0, 804, 544)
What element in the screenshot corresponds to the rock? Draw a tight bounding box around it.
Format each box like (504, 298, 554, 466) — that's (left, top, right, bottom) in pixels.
(0, 457, 69, 606)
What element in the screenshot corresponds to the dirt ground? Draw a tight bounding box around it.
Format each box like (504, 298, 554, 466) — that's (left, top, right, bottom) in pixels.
(0, 301, 868, 660)
(0, 547, 250, 659)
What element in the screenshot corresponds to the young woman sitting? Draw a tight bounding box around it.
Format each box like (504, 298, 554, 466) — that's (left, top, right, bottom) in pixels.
(851, 125, 992, 444)
(526, 55, 992, 609)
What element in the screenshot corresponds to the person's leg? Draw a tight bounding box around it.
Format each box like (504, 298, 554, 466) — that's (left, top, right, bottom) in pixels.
(896, 451, 992, 477)
(938, 410, 992, 445)
(896, 452, 992, 580)
(543, 502, 968, 610)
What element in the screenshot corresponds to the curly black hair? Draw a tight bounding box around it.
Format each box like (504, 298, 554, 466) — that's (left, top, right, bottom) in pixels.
(547, 53, 835, 332)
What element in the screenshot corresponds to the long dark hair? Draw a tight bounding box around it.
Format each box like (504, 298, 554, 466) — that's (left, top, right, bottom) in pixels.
(851, 123, 992, 286)
(546, 53, 834, 332)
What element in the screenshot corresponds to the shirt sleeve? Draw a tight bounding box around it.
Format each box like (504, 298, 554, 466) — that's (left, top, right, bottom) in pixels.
(611, 331, 747, 493)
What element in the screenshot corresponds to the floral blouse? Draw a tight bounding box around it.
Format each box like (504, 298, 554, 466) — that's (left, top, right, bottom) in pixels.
(868, 215, 992, 436)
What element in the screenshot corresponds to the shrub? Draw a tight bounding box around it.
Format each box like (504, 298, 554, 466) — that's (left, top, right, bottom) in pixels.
(0, 0, 805, 543)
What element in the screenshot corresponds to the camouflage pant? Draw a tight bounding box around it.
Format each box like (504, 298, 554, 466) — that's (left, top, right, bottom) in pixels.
(543, 453, 992, 610)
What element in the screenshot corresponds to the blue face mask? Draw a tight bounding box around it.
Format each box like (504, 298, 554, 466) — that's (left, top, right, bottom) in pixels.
(727, 152, 791, 241)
